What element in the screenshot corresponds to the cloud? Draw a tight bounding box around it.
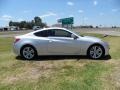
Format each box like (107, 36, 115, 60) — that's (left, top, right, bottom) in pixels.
(112, 9, 118, 12)
(67, 1, 74, 6)
(93, 1, 98, 6)
(78, 10, 84, 13)
(39, 12, 57, 18)
(2, 15, 12, 19)
(0, 15, 24, 22)
(0, 15, 12, 21)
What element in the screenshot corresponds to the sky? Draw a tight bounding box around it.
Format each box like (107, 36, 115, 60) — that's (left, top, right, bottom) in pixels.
(0, 0, 120, 27)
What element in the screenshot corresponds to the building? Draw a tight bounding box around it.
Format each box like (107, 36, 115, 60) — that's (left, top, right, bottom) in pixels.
(0, 26, 19, 31)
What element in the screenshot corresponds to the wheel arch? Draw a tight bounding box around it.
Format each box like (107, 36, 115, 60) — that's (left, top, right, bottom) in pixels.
(20, 44, 38, 56)
(87, 43, 105, 56)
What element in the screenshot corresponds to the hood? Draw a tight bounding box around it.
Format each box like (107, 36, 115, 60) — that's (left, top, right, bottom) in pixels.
(80, 36, 102, 42)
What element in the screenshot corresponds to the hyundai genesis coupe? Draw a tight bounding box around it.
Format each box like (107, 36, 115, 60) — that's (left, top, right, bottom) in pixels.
(13, 27, 109, 60)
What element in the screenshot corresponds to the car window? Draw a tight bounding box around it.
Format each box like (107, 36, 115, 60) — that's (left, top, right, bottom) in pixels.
(34, 30, 53, 37)
(34, 29, 72, 37)
(53, 29, 72, 37)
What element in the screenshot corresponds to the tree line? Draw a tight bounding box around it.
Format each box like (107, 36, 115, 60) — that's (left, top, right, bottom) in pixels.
(9, 17, 47, 29)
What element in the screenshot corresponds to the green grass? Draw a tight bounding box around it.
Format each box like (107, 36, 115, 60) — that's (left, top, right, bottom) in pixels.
(0, 34, 120, 90)
(0, 30, 29, 35)
(0, 38, 13, 52)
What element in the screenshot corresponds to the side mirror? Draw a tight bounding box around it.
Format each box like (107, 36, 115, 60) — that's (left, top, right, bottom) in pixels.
(71, 34, 78, 40)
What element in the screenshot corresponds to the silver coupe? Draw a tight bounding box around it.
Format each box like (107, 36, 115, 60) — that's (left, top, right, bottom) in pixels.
(13, 27, 109, 60)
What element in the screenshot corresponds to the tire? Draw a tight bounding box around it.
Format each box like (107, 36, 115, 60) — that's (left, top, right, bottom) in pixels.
(20, 45, 37, 60)
(87, 44, 105, 59)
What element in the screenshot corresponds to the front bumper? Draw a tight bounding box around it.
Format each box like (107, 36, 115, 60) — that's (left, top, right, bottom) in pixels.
(103, 42, 110, 56)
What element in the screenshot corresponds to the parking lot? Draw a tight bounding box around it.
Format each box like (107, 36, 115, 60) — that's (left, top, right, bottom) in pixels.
(0, 28, 120, 90)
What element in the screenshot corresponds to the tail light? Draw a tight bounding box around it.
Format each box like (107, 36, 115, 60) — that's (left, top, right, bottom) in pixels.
(14, 38, 20, 43)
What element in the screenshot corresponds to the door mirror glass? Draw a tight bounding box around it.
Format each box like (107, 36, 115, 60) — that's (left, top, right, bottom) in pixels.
(71, 34, 78, 39)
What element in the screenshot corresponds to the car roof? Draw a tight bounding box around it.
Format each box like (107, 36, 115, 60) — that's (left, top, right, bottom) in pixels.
(42, 27, 67, 30)
(27, 27, 80, 37)
(33, 27, 68, 33)
(26, 27, 66, 35)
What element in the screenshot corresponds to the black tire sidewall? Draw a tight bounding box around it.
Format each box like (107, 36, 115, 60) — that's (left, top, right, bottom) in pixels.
(87, 45, 105, 59)
(20, 45, 37, 60)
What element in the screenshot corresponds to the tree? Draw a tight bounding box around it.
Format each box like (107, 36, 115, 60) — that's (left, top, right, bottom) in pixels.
(9, 21, 13, 26)
(34, 16, 42, 26)
(9, 16, 47, 29)
(41, 23, 47, 28)
(31, 20, 35, 27)
(19, 21, 26, 28)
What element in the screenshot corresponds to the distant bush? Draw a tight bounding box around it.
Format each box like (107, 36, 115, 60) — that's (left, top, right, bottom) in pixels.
(9, 16, 47, 29)
(79, 25, 94, 28)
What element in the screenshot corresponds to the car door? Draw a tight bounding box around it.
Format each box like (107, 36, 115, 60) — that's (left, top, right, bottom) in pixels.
(47, 29, 81, 55)
(33, 30, 50, 55)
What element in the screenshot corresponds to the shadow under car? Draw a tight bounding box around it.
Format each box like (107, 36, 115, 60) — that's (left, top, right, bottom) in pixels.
(16, 55, 111, 61)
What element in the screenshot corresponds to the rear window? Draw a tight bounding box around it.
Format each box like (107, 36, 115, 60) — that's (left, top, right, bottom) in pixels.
(34, 30, 54, 37)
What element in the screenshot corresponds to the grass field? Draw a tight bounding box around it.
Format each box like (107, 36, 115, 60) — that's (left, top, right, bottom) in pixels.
(0, 33, 120, 90)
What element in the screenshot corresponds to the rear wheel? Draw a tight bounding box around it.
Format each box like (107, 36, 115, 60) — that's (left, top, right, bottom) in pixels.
(20, 45, 37, 60)
(87, 44, 105, 59)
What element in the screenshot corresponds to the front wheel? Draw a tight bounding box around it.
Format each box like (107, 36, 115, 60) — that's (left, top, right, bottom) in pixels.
(20, 45, 37, 60)
(87, 44, 105, 59)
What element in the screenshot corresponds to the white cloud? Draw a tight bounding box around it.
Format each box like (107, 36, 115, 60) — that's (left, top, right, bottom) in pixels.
(2, 15, 12, 19)
(93, 1, 98, 6)
(0, 15, 12, 21)
(78, 10, 84, 13)
(39, 12, 57, 18)
(112, 9, 118, 12)
(67, 1, 74, 6)
(0, 15, 24, 22)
